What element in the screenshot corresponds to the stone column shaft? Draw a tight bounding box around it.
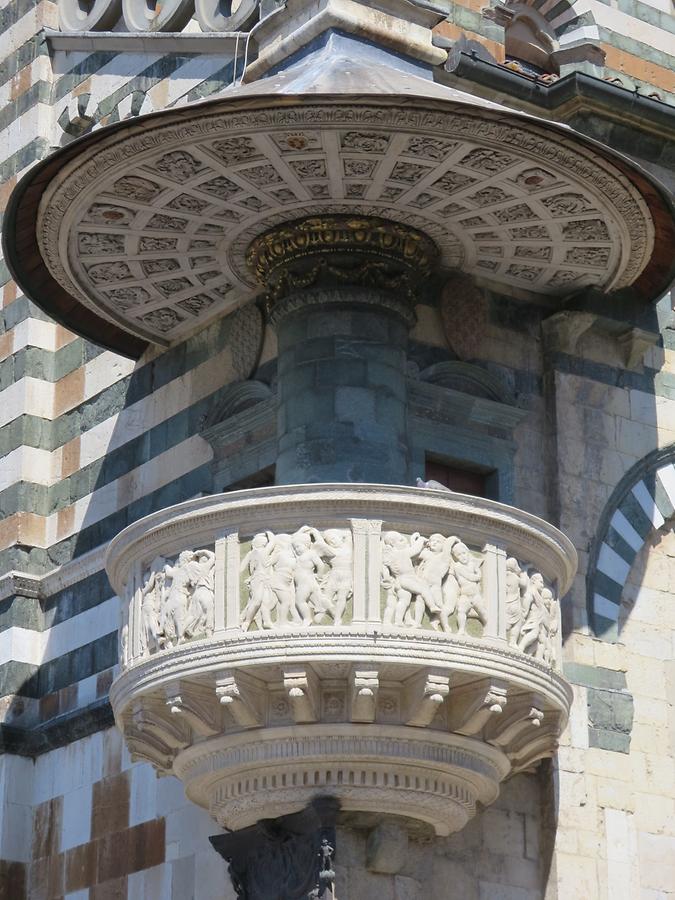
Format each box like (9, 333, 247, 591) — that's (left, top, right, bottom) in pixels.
(246, 215, 438, 486)
(274, 289, 410, 484)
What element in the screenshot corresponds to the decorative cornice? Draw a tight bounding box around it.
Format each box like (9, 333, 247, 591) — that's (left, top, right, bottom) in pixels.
(44, 29, 245, 53)
(110, 627, 574, 715)
(247, 215, 438, 309)
(0, 545, 108, 604)
(176, 724, 509, 833)
(408, 379, 528, 432)
(0, 699, 113, 758)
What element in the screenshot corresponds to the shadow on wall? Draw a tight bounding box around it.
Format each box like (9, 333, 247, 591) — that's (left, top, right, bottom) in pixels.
(28, 307, 266, 741)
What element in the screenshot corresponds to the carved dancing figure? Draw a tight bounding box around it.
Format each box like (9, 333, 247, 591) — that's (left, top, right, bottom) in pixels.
(185, 549, 215, 638)
(517, 571, 546, 655)
(382, 572, 408, 626)
(505, 557, 529, 646)
(268, 533, 302, 627)
(540, 587, 559, 665)
(291, 527, 330, 626)
(139, 557, 165, 655)
(317, 529, 352, 625)
(381, 531, 441, 627)
(120, 622, 129, 669)
(415, 534, 455, 631)
(240, 532, 278, 630)
(451, 540, 486, 634)
(161, 551, 194, 647)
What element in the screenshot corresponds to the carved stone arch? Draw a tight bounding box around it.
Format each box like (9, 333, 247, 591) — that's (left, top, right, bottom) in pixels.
(587, 444, 675, 640)
(417, 361, 516, 405)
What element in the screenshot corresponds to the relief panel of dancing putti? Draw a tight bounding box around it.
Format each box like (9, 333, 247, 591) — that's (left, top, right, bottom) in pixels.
(504, 556, 560, 667)
(136, 548, 216, 657)
(380, 531, 488, 636)
(239, 526, 354, 630)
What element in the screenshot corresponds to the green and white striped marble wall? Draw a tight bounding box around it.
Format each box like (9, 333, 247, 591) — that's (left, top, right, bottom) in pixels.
(0, 0, 674, 732)
(0, 1, 674, 894)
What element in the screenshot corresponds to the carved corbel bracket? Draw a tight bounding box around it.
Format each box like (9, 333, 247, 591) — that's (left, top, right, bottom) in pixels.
(125, 728, 174, 773)
(57, 93, 97, 137)
(165, 681, 221, 737)
(284, 669, 320, 724)
(447, 681, 508, 736)
(617, 326, 659, 370)
(485, 695, 545, 749)
(405, 672, 450, 727)
(350, 669, 379, 723)
(130, 701, 191, 750)
(541, 310, 597, 355)
(215, 671, 263, 729)
(507, 711, 561, 774)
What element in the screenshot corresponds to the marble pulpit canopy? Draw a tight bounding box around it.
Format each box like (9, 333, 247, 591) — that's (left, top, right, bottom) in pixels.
(4, 35, 673, 356)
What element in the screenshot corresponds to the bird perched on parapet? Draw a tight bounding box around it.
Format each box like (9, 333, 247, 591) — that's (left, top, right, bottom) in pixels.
(416, 478, 454, 492)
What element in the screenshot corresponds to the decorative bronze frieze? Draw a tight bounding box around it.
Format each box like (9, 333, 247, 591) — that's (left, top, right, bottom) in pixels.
(246, 215, 439, 304)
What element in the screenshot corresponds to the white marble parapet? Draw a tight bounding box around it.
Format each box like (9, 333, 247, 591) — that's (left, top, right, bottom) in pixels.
(108, 484, 576, 835)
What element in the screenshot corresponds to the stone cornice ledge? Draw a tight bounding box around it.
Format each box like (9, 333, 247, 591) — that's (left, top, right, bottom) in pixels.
(0, 544, 108, 604)
(109, 627, 574, 714)
(44, 28, 246, 54)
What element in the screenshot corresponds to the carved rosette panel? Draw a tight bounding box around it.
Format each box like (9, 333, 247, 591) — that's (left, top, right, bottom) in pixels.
(110, 485, 575, 836)
(38, 105, 653, 344)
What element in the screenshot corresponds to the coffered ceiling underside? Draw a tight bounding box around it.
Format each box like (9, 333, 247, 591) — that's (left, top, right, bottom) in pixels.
(39, 104, 654, 345)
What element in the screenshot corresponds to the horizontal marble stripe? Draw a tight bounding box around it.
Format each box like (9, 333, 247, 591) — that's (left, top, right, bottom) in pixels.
(0, 462, 212, 576)
(0, 446, 54, 491)
(0, 0, 45, 32)
(52, 434, 213, 545)
(0, 78, 51, 136)
(53, 47, 182, 104)
(0, 569, 113, 635)
(0, 135, 49, 186)
(0, 699, 113, 759)
(0, 350, 135, 429)
(0, 33, 48, 92)
(596, 6, 675, 59)
(601, 39, 675, 93)
(0, 384, 233, 520)
(39, 631, 117, 696)
(0, 433, 212, 554)
(0, 338, 96, 388)
(0, 597, 118, 666)
(0, 1, 56, 59)
(2, 319, 63, 357)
